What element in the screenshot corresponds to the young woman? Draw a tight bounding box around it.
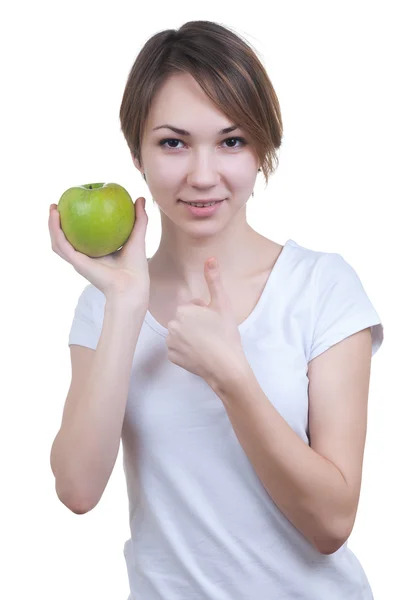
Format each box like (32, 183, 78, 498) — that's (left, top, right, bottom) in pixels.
(50, 20, 383, 600)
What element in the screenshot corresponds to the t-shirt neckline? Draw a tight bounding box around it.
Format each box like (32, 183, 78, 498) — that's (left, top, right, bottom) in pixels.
(144, 239, 296, 338)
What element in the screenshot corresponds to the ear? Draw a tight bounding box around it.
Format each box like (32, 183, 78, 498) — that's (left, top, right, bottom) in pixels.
(131, 152, 143, 174)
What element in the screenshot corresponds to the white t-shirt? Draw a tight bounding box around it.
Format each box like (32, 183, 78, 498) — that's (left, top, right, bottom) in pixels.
(68, 239, 384, 600)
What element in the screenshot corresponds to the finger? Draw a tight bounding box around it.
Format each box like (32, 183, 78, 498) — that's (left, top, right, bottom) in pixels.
(190, 298, 207, 307)
(120, 197, 148, 256)
(49, 206, 77, 262)
(204, 259, 226, 311)
(48, 205, 60, 251)
(131, 197, 148, 241)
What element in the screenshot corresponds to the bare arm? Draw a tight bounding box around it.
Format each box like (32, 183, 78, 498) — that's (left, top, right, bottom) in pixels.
(50, 297, 147, 513)
(208, 330, 372, 556)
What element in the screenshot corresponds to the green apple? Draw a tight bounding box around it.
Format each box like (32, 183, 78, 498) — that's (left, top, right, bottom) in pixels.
(57, 182, 135, 257)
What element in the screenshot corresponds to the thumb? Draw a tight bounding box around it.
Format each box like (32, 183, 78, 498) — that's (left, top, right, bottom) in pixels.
(205, 258, 226, 310)
(119, 197, 147, 256)
(137, 196, 147, 222)
(132, 197, 148, 237)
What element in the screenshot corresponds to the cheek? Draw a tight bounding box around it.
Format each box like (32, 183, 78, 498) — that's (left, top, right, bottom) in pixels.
(148, 154, 256, 189)
(226, 160, 255, 181)
(153, 163, 180, 185)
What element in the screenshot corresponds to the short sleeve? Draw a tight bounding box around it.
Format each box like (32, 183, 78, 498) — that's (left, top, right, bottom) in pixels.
(68, 284, 103, 350)
(308, 253, 384, 362)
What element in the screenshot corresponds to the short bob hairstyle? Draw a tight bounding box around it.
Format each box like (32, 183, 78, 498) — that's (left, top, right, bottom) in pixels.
(119, 20, 283, 190)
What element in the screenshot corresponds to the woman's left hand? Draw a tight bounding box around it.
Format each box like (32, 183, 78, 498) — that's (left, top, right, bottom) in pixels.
(166, 258, 247, 386)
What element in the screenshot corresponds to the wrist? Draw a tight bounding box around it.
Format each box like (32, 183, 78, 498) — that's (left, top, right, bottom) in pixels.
(105, 293, 148, 316)
(208, 351, 251, 396)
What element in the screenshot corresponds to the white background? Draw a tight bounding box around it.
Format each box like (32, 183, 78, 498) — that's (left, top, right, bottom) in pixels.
(1, 1, 398, 598)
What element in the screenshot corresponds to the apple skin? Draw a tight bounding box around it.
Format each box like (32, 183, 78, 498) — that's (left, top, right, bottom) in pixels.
(57, 182, 135, 257)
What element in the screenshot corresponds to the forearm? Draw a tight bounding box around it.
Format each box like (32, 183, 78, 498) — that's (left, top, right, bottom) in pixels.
(210, 359, 350, 554)
(51, 298, 147, 512)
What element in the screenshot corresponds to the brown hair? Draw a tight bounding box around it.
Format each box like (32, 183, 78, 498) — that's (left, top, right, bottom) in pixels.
(119, 20, 283, 191)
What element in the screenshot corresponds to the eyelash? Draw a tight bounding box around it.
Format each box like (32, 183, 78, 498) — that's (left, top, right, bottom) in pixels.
(158, 136, 248, 151)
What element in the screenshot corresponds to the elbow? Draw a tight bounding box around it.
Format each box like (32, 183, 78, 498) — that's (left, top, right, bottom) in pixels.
(315, 525, 351, 555)
(313, 508, 353, 555)
(57, 491, 94, 515)
(55, 480, 97, 515)
(66, 498, 94, 515)
(318, 538, 347, 555)
(59, 493, 95, 515)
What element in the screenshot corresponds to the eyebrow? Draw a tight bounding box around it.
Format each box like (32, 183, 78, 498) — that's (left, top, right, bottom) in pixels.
(151, 124, 240, 136)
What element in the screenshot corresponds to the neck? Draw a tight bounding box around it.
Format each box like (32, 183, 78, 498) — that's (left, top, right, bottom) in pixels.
(149, 223, 262, 298)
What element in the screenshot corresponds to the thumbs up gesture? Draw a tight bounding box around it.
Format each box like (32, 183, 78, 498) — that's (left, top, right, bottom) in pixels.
(166, 258, 248, 389)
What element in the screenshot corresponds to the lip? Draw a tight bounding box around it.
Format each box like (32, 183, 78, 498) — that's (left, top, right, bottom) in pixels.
(179, 198, 226, 217)
(180, 199, 226, 204)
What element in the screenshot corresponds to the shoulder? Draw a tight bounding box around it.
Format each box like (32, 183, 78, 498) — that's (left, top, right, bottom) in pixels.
(285, 241, 358, 288)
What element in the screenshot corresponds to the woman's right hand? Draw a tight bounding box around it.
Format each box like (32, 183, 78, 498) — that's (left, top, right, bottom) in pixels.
(48, 196, 150, 306)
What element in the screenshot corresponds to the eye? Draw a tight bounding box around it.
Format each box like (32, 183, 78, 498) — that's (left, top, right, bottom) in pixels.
(158, 136, 247, 151)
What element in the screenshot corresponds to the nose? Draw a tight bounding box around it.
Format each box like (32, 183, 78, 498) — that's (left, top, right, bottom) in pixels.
(187, 152, 221, 189)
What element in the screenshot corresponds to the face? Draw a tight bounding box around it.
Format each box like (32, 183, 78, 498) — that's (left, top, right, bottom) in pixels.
(133, 72, 260, 235)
